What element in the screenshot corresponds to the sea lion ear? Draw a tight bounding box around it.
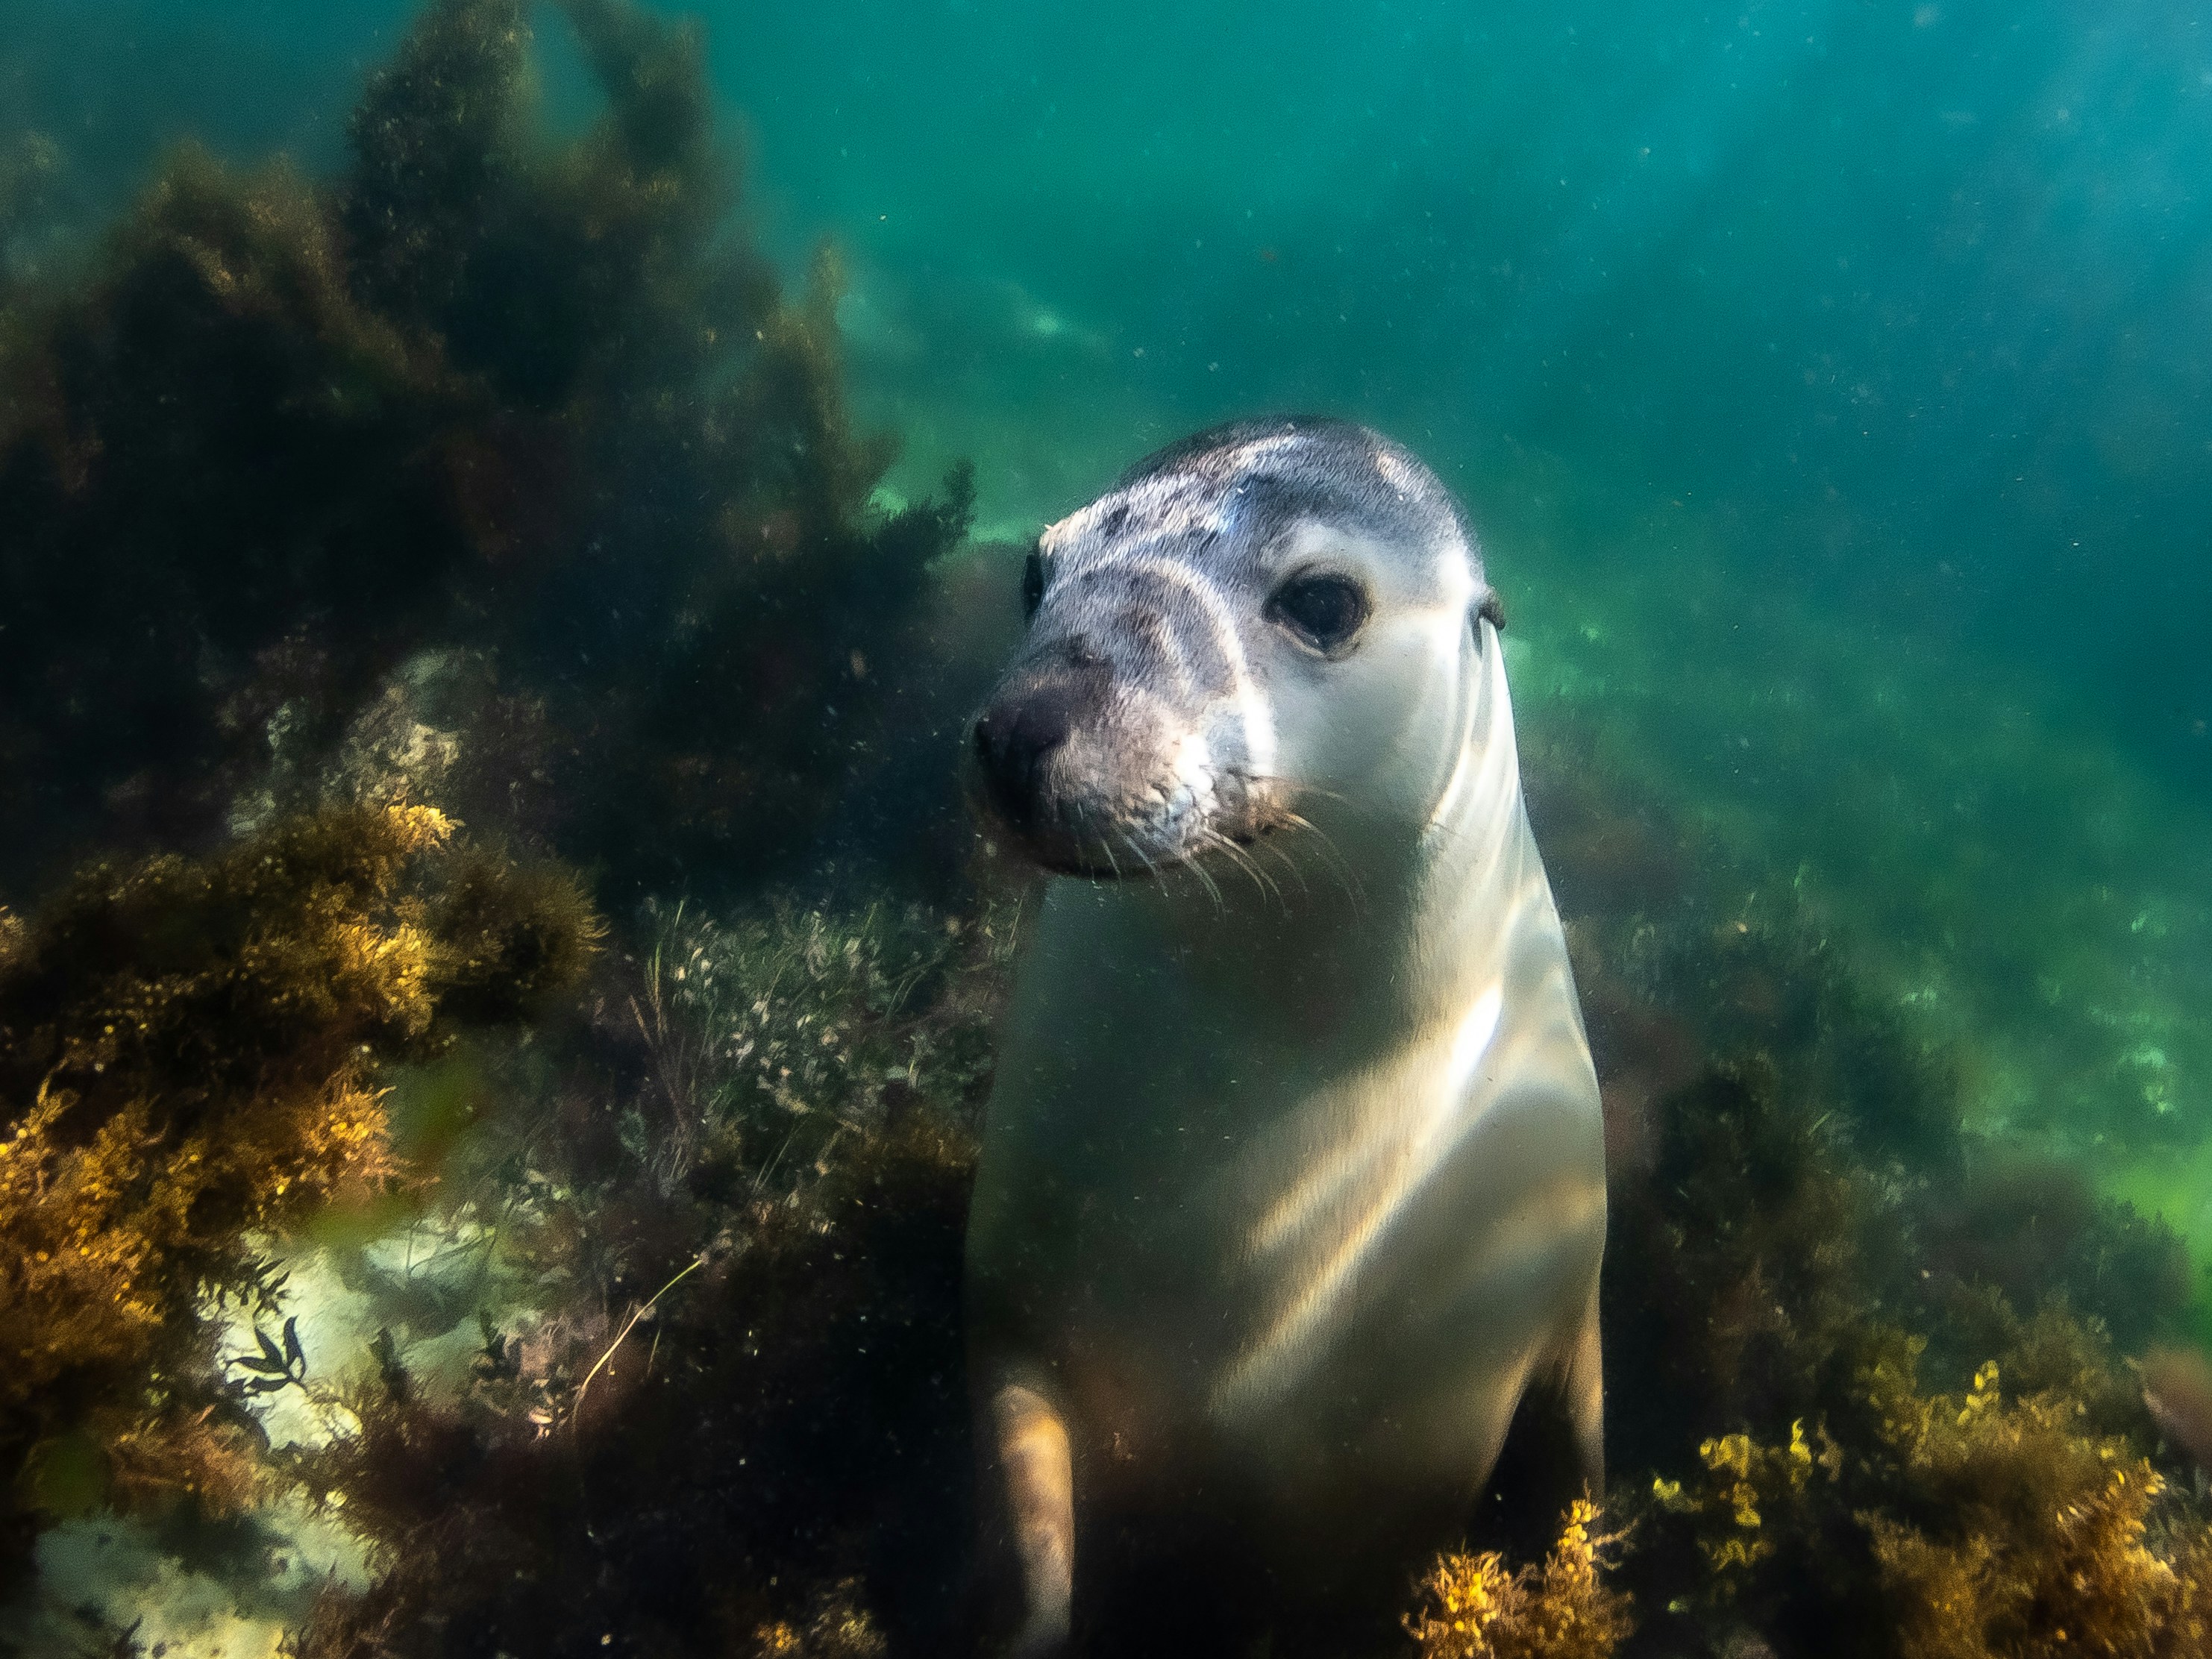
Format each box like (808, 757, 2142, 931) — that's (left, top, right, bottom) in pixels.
(1473, 589, 1506, 634)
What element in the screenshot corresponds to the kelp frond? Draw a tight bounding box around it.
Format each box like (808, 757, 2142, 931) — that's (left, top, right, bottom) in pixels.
(0, 805, 597, 1544)
(1406, 1501, 1635, 1659)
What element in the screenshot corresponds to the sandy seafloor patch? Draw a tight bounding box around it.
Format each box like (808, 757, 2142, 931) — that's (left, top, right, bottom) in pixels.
(10, 1498, 372, 1659)
(0, 1226, 537, 1656)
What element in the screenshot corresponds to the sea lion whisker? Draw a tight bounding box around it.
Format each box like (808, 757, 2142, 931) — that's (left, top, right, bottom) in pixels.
(1253, 855, 1293, 915)
(1182, 843, 1225, 909)
(1203, 827, 1283, 909)
(1224, 833, 1287, 909)
(1252, 830, 1312, 898)
(1276, 810, 1365, 910)
(1117, 830, 1164, 885)
(1255, 777, 1356, 809)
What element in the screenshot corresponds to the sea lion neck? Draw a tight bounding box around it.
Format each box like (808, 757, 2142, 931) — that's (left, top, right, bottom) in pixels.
(1064, 832, 1449, 1051)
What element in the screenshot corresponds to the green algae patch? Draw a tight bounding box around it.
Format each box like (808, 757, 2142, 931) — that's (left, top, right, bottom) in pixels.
(2103, 1139, 2212, 1349)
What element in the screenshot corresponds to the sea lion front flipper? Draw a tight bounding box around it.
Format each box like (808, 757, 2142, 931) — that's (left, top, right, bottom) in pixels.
(1556, 1281, 1605, 1498)
(988, 1379, 1075, 1657)
(1472, 1287, 1607, 1558)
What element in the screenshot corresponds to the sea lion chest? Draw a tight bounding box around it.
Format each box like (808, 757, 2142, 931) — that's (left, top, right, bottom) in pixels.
(967, 838, 1604, 1503)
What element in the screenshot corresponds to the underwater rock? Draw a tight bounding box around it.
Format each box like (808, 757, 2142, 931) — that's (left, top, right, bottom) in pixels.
(2142, 1346, 2212, 1479)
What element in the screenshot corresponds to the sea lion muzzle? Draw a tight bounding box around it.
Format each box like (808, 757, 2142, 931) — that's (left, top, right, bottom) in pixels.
(968, 654, 1107, 850)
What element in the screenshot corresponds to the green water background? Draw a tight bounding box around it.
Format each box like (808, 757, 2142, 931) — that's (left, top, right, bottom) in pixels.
(11, 0, 2211, 1328)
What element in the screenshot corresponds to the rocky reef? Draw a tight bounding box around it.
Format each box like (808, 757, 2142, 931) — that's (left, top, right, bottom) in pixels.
(0, 1, 2206, 1655)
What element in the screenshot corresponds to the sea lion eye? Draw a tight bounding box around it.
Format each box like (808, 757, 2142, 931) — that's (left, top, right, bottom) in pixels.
(1022, 548, 1047, 619)
(1268, 572, 1369, 653)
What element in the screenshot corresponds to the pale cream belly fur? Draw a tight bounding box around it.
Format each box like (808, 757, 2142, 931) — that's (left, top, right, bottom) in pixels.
(966, 626, 1606, 1618)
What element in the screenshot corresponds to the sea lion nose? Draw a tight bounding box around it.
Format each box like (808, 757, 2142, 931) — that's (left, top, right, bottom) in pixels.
(971, 686, 1079, 831)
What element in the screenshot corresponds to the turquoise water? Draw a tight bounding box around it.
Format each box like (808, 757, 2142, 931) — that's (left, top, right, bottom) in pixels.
(19, 0, 2210, 1147)
(4, 0, 2211, 1652)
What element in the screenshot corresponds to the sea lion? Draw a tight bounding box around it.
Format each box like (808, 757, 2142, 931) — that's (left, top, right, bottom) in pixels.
(963, 418, 1607, 1655)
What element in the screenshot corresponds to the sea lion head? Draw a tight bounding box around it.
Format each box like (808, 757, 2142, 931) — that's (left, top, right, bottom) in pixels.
(967, 418, 1500, 876)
